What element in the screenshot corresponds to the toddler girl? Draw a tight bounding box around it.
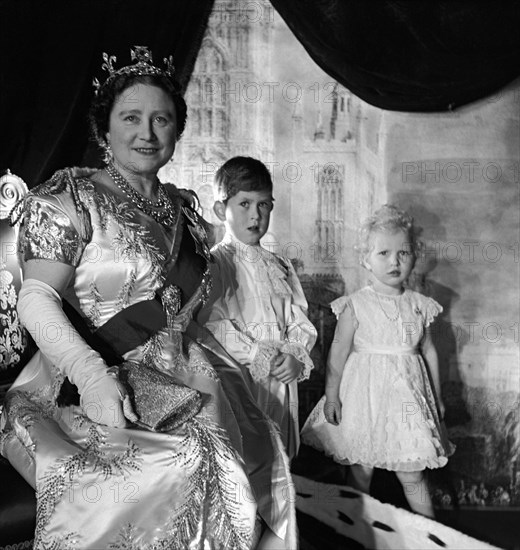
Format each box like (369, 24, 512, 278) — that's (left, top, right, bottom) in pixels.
(301, 204, 454, 517)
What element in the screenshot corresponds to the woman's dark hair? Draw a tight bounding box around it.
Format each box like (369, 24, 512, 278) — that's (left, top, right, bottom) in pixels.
(88, 73, 187, 151)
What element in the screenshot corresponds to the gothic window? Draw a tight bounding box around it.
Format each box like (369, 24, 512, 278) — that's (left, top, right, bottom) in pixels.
(316, 164, 344, 262)
(217, 110, 227, 139)
(192, 110, 201, 135)
(196, 184, 214, 219)
(189, 40, 228, 141)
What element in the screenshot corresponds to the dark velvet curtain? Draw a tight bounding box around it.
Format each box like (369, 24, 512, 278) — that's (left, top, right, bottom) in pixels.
(0, 0, 214, 187)
(270, 0, 520, 112)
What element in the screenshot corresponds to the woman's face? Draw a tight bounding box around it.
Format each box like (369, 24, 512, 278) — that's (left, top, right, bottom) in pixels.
(106, 84, 177, 177)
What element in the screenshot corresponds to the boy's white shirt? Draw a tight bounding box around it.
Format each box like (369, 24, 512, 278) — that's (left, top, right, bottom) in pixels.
(198, 231, 317, 457)
(200, 232, 316, 377)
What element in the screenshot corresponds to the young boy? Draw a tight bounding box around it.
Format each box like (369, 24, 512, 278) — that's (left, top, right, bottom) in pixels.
(198, 156, 317, 459)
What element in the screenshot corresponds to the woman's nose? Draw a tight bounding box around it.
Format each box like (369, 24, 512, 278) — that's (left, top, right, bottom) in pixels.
(139, 120, 157, 141)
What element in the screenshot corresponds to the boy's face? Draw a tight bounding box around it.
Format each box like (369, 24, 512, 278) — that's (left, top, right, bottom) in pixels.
(216, 190, 274, 246)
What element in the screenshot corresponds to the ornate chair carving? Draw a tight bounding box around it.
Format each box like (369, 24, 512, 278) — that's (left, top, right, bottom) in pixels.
(0, 170, 36, 548)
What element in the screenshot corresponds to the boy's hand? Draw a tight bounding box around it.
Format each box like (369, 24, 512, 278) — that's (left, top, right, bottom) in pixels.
(324, 396, 342, 425)
(271, 353, 303, 384)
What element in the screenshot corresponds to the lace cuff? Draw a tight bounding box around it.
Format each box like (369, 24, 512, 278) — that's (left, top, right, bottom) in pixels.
(280, 341, 314, 382)
(250, 341, 280, 382)
(250, 340, 314, 383)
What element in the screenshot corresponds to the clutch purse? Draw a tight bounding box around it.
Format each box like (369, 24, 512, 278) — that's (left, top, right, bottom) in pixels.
(118, 361, 203, 432)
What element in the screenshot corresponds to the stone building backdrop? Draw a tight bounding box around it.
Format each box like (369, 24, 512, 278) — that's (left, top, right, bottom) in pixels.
(159, 0, 520, 507)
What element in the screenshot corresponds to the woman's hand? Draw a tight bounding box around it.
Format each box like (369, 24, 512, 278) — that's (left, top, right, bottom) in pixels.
(324, 395, 342, 425)
(80, 372, 138, 428)
(271, 353, 303, 384)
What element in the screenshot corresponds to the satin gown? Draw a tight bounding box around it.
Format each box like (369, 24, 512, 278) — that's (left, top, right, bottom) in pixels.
(0, 168, 296, 549)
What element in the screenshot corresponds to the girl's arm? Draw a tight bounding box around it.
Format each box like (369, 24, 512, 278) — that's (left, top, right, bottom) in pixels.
(421, 331, 445, 418)
(324, 309, 356, 425)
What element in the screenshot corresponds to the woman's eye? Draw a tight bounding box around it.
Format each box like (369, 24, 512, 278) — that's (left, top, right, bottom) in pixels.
(155, 116, 168, 125)
(124, 115, 137, 123)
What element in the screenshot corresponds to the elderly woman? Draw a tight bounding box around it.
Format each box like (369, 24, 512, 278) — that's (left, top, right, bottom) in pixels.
(0, 47, 296, 549)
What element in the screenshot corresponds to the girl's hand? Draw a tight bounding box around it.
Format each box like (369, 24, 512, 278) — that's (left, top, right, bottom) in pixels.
(324, 396, 342, 425)
(271, 353, 303, 384)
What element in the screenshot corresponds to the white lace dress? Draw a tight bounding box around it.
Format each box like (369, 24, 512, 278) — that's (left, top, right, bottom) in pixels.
(301, 286, 454, 472)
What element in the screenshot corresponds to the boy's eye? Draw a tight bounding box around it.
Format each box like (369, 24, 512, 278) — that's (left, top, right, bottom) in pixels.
(239, 201, 250, 208)
(259, 202, 273, 211)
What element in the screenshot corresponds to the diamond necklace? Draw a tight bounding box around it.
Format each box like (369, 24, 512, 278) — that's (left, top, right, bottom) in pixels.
(374, 289, 402, 321)
(106, 163, 177, 226)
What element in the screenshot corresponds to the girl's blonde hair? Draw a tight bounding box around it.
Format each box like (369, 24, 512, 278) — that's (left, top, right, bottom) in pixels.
(356, 204, 422, 265)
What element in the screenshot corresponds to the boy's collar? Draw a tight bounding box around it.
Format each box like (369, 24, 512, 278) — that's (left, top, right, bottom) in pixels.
(222, 231, 262, 250)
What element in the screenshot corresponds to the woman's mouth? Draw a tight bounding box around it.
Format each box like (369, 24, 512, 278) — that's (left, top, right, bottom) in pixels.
(388, 270, 401, 277)
(134, 148, 159, 155)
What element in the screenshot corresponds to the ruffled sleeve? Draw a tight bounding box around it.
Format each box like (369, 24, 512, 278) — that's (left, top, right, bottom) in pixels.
(330, 296, 354, 319)
(423, 297, 443, 327)
(18, 195, 85, 266)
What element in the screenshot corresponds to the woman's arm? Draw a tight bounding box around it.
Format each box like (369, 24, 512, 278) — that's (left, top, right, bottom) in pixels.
(19, 260, 136, 428)
(23, 258, 74, 293)
(324, 310, 356, 425)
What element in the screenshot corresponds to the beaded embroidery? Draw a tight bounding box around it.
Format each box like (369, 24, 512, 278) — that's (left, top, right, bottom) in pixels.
(164, 419, 252, 550)
(35, 421, 142, 548)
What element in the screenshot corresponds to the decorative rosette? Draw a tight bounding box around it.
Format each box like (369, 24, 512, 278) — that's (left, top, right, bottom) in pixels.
(0, 170, 28, 221)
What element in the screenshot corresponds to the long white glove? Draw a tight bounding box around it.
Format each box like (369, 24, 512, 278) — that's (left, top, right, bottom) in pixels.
(17, 279, 137, 428)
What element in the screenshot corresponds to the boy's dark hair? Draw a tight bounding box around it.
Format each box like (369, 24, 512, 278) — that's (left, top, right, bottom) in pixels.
(214, 156, 273, 202)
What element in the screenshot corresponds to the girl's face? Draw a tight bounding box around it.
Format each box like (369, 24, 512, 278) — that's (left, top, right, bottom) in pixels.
(364, 229, 415, 294)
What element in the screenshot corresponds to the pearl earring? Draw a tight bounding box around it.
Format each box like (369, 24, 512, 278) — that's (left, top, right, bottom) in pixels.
(103, 142, 113, 163)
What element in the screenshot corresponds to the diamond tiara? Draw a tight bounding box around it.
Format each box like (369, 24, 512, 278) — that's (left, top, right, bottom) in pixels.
(93, 45, 175, 94)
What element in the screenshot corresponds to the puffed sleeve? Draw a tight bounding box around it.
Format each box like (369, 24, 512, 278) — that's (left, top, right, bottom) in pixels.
(283, 259, 317, 381)
(422, 296, 443, 327)
(18, 194, 86, 267)
(330, 296, 359, 331)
